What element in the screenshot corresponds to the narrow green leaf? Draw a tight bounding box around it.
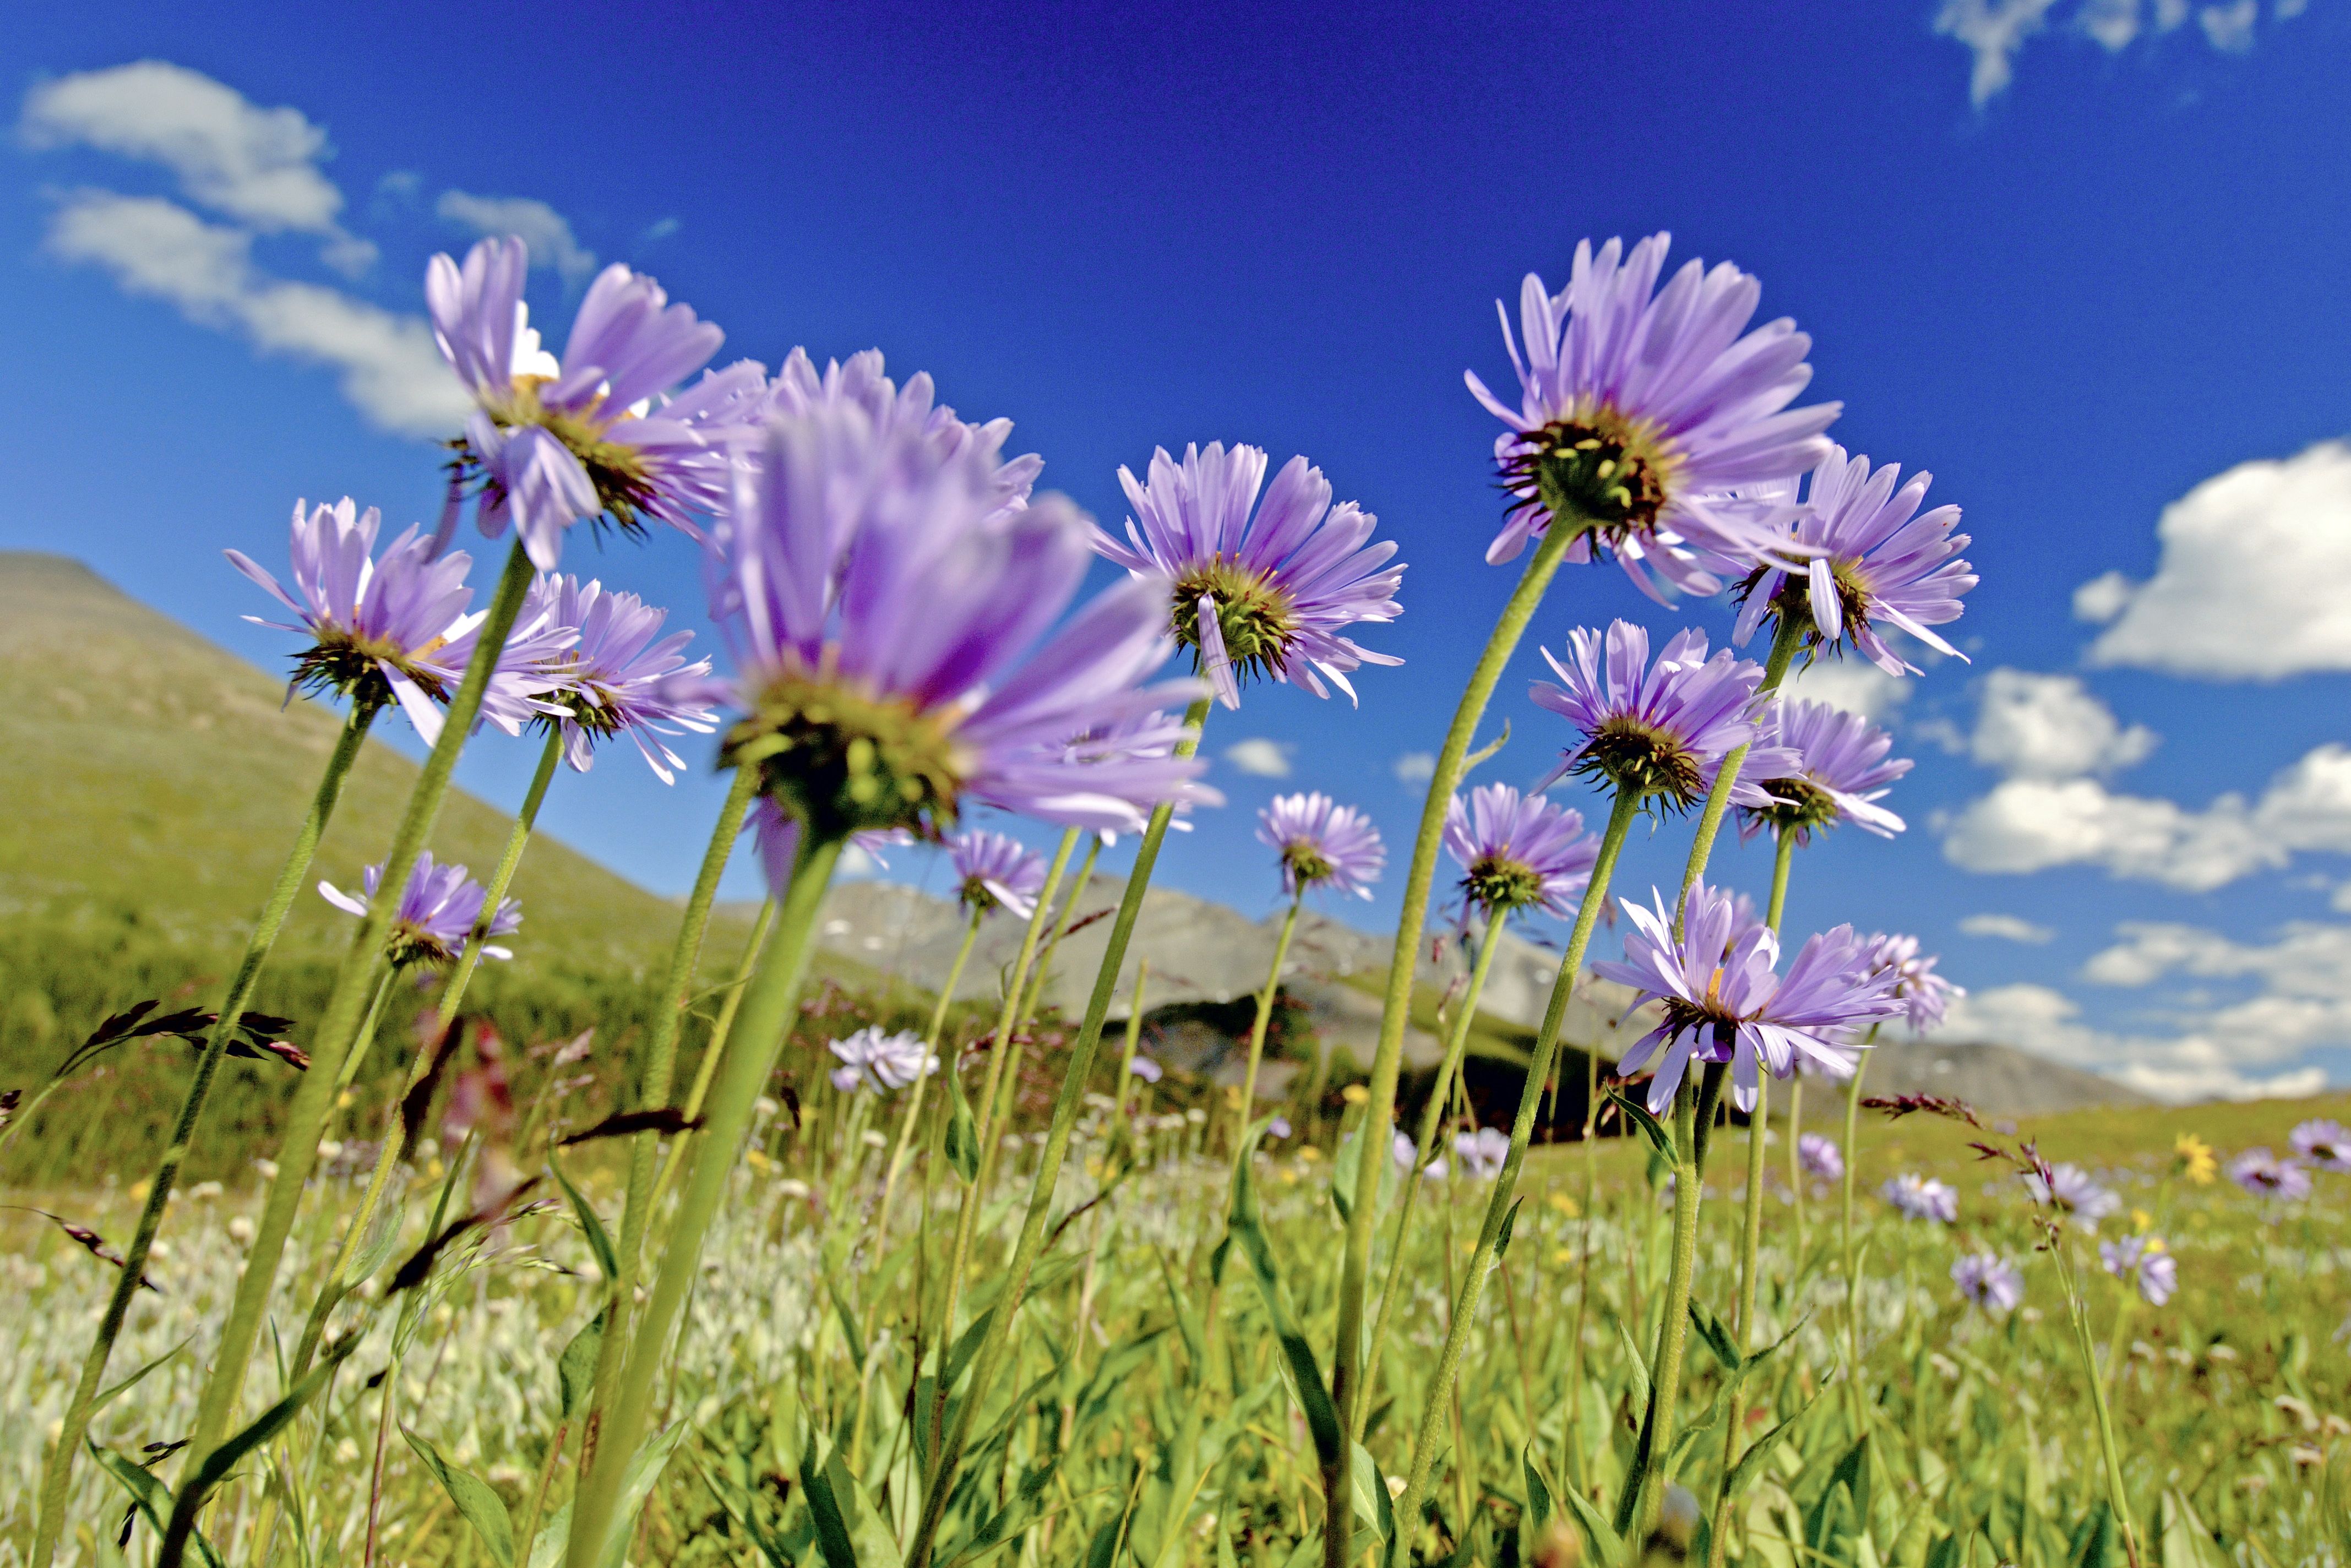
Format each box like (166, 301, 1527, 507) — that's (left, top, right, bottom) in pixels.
(400, 1425, 516, 1568)
(1606, 1091, 1679, 1164)
(557, 1308, 605, 1423)
(802, 1417, 863, 1568)
(1688, 1299, 1742, 1374)
(88, 1442, 223, 1568)
(93, 1333, 193, 1415)
(1521, 1445, 1554, 1565)
(1494, 1195, 1525, 1261)
(1552, 1471, 1625, 1565)
(157, 1333, 360, 1568)
(1724, 1391, 1822, 1507)
(1349, 1441, 1396, 1547)
(1152, 1245, 1206, 1372)
(944, 1068, 980, 1184)
(547, 1155, 618, 1282)
(1228, 1153, 1342, 1467)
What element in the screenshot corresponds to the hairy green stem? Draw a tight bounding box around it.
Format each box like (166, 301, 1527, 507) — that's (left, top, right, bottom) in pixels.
(971, 826, 1083, 1200)
(904, 699, 1210, 1568)
(650, 899, 776, 1215)
(1674, 613, 1805, 919)
(1331, 518, 1578, 1568)
(870, 906, 984, 1250)
(1230, 891, 1304, 1162)
(28, 694, 381, 1568)
(1614, 1068, 1722, 1542)
(564, 825, 845, 1568)
(1390, 788, 1640, 1539)
(189, 538, 536, 1466)
(1841, 1038, 1869, 1431)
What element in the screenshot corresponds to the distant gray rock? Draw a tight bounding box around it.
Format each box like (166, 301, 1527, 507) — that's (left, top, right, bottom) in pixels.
(1844, 1038, 2154, 1119)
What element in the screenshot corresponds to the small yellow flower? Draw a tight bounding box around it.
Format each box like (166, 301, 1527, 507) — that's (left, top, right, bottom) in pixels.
(2142, 1234, 2166, 1254)
(2130, 1207, 2154, 1232)
(1341, 1084, 1370, 1107)
(2174, 1133, 2217, 1185)
(744, 1147, 771, 1170)
(1546, 1191, 1580, 1217)
(336, 1088, 355, 1110)
(1297, 1146, 1323, 1163)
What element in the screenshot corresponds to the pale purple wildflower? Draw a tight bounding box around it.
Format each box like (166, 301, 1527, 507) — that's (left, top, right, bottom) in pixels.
(1882, 1172, 1959, 1224)
(1528, 622, 1800, 812)
(1594, 878, 1904, 1114)
(2025, 1162, 2122, 1229)
(520, 574, 715, 782)
(227, 497, 575, 744)
(318, 851, 520, 969)
(1798, 1132, 1844, 1182)
(427, 236, 763, 568)
(1951, 1253, 2023, 1312)
(2228, 1147, 2312, 1201)
(948, 829, 1049, 920)
(764, 348, 1042, 520)
(1738, 698, 1911, 845)
(1127, 1054, 1164, 1085)
(1257, 793, 1385, 900)
(1857, 933, 1963, 1032)
(1452, 1126, 1511, 1180)
(2100, 1235, 2178, 1307)
(710, 398, 1211, 848)
(1734, 445, 1976, 677)
(827, 1026, 937, 1095)
(1392, 1129, 1447, 1181)
(2289, 1118, 2351, 1173)
(1091, 442, 1403, 709)
(1443, 782, 1599, 922)
(1267, 1117, 1293, 1140)
(1465, 232, 1838, 601)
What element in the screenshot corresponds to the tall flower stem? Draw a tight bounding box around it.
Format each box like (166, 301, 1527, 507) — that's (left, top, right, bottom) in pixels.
(905, 698, 1211, 1568)
(189, 538, 537, 1465)
(2054, 1237, 2144, 1565)
(1389, 789, 1640, 1536)
(1786, 1075, 1808, 1254)
(870, 906, 985, 1251)
(1331, 518, 1579, 1568)
(575, 762, 760, 1476)
(1706, 825, 1799, 1567)
(1000, 830, 1104, 1109)
(1675, 612, 1806, 910)
(1840, 1033, 1871, 1431)
(970, 827, 1084, 1201)
(1358, 908, 1507, 1442)
(1613, 1071, 1721, 1540)
(1229, 891, 1305, 1163)
(649, 899, 776, 1214)
(564, 823, 846, 1568)
(28, 695, 382, 1568)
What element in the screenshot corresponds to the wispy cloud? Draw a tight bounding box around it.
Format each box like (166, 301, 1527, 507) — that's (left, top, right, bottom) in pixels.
(1225, 738, 1294, 778)
(1959, 912, 2056, 943)
(1936, 978, 2330, 1101)
(1392, 751, 1435, 785)
(1934, 0, 2305, 106)
(437, 190, 598, 285)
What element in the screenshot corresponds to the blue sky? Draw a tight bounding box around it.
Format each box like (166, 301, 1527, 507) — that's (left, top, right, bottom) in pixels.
(6, 0, 2350, 1101)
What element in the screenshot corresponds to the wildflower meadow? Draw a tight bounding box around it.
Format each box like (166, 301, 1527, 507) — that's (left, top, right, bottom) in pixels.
(4, 227, 2350, 1568)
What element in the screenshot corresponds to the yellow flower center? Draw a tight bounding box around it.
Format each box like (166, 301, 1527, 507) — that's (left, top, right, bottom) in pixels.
(725, 660, 971, 840)
(1508, 402, 1685, 540)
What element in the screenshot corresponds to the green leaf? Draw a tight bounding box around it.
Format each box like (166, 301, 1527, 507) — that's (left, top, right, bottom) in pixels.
(1228, 1152, 1342, 1467)
(157, 1332, 360, 1568)
(1494, 1195, 1525, 1261)
(1520, 1445, 1554, 1564)
(1551, 1470, 1626, 1565)
(2068, 1502, 2121, 1568)
(599, 1424, 688, 1568)
(1612, 1314, 1652, 1419)
(1722, 1390, 1821, 1507)
(1606, 1091, 1679, 1164)
(547, 1155, 618, 1283)
(1688, 1299, 1741, 1374)
(88, 1442, 223, 1568)
(802, 1418, 863, 1568)
(1152, 1245, 1206, 1373)
(1349, 1441, 1396, 1548)
(93, 1333, 193, 1415)
(400, 1426, 516, 1568)
(1215, 1524, 1243, 1568)
(944, 1068, 980, 1185)
(557, 1308, 605, 1423)
(2159, 1489, 2232, 1568)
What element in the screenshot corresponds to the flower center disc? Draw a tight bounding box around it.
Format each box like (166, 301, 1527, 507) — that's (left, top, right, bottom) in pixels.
(294, 629, 448, 711)
(1754, 774, 1842, 842)
(1282, 842, 1335, 889)
(726, 666, 967, 840)
(1509, 407, 1680, 539)
(1463, 854, 1544, 913)
(1579, 716, 1706, 810)
(477, 377, 660, 536)
(1172, 558, 1298, 681)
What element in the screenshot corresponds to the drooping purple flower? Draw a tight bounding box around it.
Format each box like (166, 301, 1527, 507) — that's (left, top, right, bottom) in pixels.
(710, 397, 1212, 858)
(827, 1026, 937, 1095)
(318, 851, 520, 969)
(1882, 1173, 1959, 1224)
(520, 574, 716, 782)
(1738, 698, 1911, 845)
(948, 829, 1049, 920)
(2227, 1147, 2312, 1201)
(1392, 1129, 1446, 1180)
(1452, 1126, 1510, 1180)
(1257, 793, 1385, 901)
(1856, 933, 1963, 1033)
(1733, 444, 1977, 677)
(1529, 622, 1800, 812)
(1951, 1253, 2022, 1311)
(1126, 1054, 1164, 1085)
(1465, 232, 1838, 601)
(1091, 442, 1404, 709)
(227, 497, 574, 744)
(1797, 1132, 1844, 1182)
(1443, 782, 1599, 922)
(2025, 1162, 2122, 1229)
(2099, 1234, 2178, 1307)
(427, 236, 763, 568)
(1594, 878, 1904, 1114)
(2289, 1118, 2351, 1173)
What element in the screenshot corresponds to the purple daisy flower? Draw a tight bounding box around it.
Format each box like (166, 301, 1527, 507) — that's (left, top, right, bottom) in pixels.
(1856, 933, 1963, 1033)
(1091, 442, 1403, 710)
(2227, 1147, 2312, 1201)
(1465, 232, 1838, 601)
(1392, 1129, 1447, 1180)
(1528, 621, 1800, 812)
(2099, 1235, 2178, 1307)
(2289, 1118, 2351, 1173)
(1593, 878, 1904, 1114)
(710, 396, 1212, 852)
(828, 1026, 937, 1095)
(1256, 792, 1385, 900)
(2025, 1161, 2123, 1229)
(428, 236, 763, 568)
(1738, 698, 1911, 845)
(318, 851, 520, 970)
(1952, 1253, 2023, 1312)
(765, 347, 1042, 519)
(520, 574, 716, 782)
(1884, 1173, 1959, 1224)
(1443, 782, 1600, 922)
(1452, 1126, 1511, 1180)
(1126, 1054, 1164, 1085)
(1797, 1131, 1844, 1182)
(948, 829, 1049, 921)
(1733, 445, 1977, 677)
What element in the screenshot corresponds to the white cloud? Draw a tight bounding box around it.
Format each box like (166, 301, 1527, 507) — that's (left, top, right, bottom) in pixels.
(1959, 913, 2055, 943)
(1392, 751, 1436, 785)
(2077, 0, 2143, 47)
(20, 61, 374, 272)
(1225, 739, 1294, 778)
(2199, 0, 2258, 48)
(437, 190, 597, 285)
(1937, 0, 2064, 104)
(1968, 668, 2156, 780)
(1937, 978, 2332, 1102)
(1942, 0, 2287, 101)
(2082, 440, 2351, 679)
(43, 189, 466, 437)
(1778, 658, 1912, 721)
